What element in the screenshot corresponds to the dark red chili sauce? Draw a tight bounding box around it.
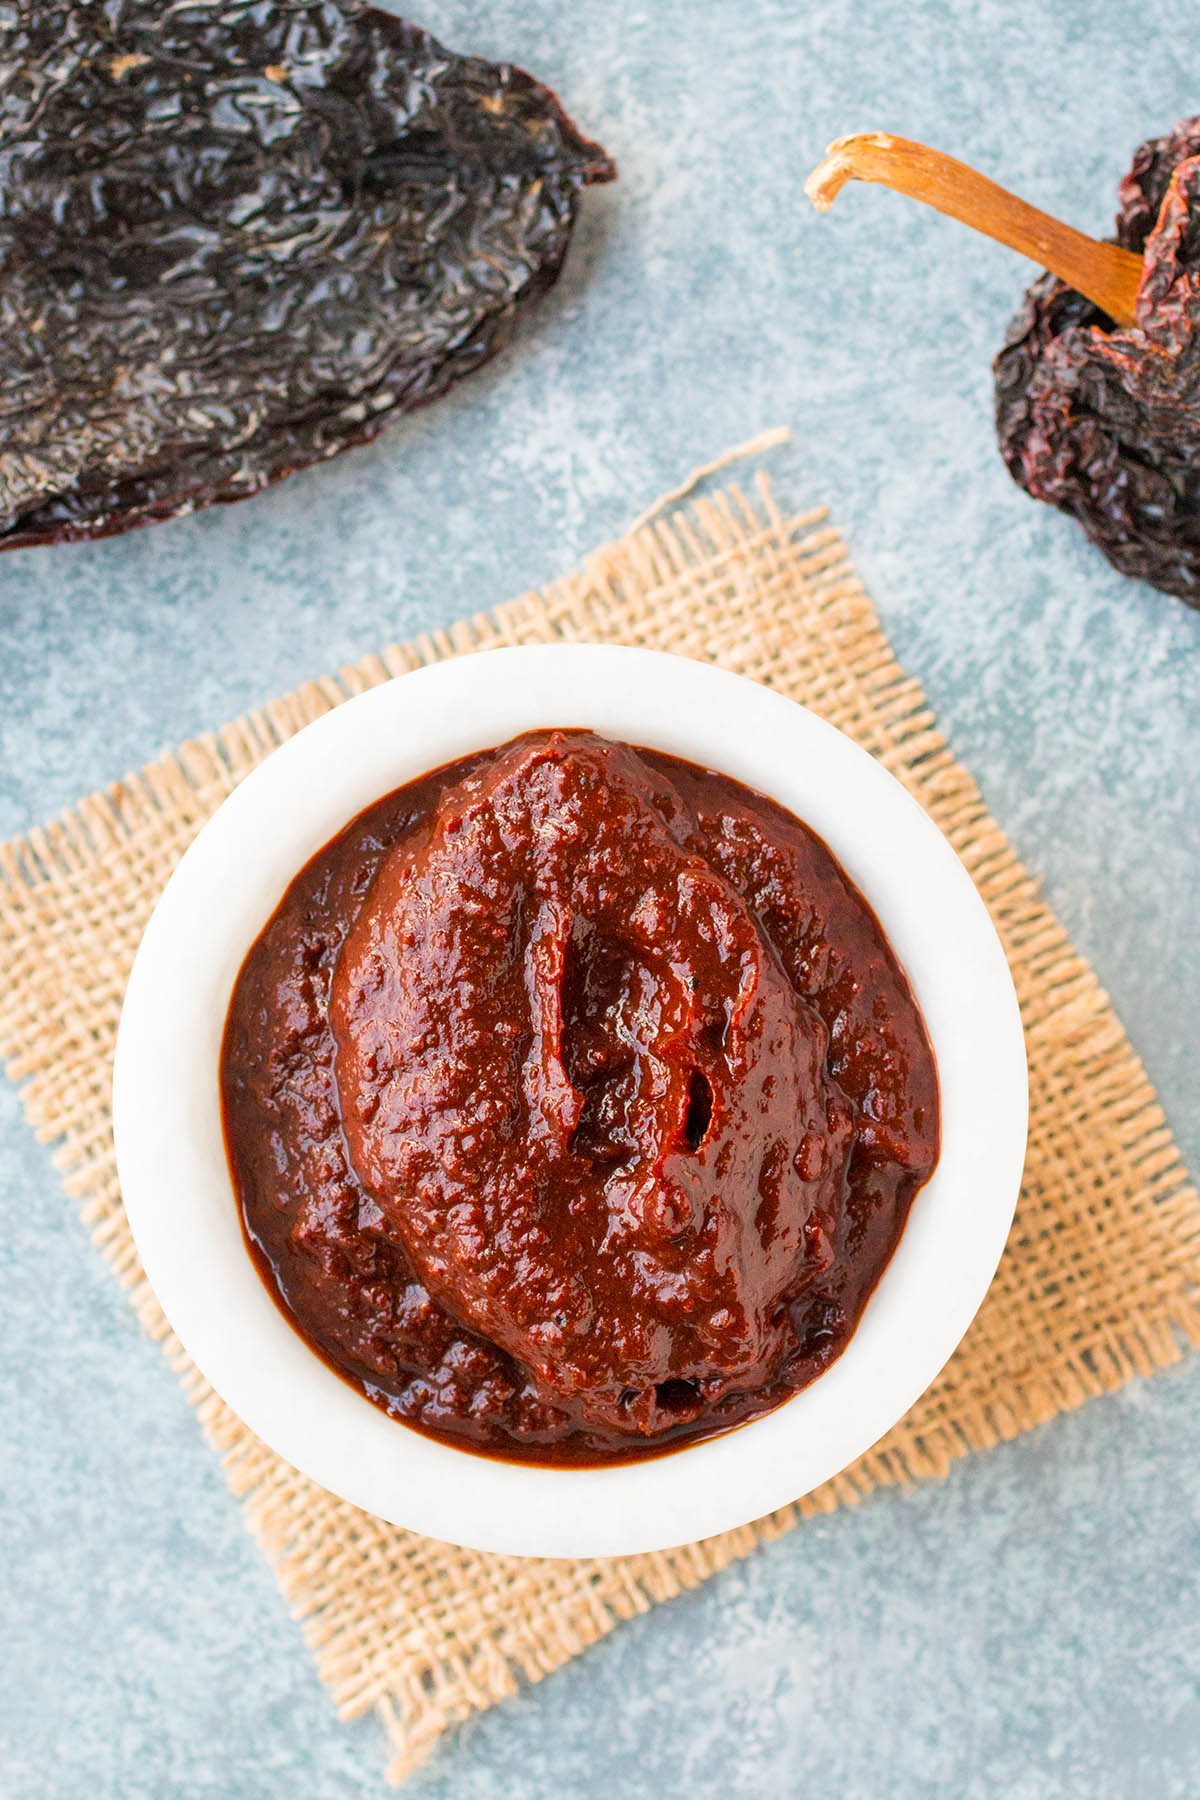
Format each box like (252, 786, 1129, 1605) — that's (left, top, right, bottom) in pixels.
(220, 731, 939, 1466)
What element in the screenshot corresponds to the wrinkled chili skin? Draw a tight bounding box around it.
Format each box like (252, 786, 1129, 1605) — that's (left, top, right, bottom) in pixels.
(994, 118, 1200, 604)
(220, 732, 940, 1467)
(0, 2, 613, 550)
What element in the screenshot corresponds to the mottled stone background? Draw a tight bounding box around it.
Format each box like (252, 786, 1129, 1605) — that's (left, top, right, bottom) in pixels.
(2, 2, 1197, 1795)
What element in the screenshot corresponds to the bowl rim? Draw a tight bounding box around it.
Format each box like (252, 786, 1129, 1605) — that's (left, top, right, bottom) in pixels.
(113, 642, 1027, 1558)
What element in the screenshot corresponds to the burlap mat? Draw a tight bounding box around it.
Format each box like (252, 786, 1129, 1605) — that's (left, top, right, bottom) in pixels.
(2, 476, 1197, 1785)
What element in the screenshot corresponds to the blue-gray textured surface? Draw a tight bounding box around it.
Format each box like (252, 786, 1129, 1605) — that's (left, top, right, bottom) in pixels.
(2, 1, 1198, 1795)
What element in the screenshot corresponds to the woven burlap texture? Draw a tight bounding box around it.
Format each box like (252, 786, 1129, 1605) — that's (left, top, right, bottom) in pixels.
(2, 478, 1197, 1785)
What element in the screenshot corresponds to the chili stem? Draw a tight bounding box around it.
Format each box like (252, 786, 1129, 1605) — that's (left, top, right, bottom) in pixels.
(804, 132, 1143, 327)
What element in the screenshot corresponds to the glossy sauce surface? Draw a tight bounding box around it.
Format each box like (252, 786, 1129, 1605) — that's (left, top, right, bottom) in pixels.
(220, 731, 939, 1465)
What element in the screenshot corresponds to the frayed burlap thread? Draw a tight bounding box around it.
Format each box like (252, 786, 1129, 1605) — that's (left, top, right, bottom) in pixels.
(2, 476, 1197, 1784)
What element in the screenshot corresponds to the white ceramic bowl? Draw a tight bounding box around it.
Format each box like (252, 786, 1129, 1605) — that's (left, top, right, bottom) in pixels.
(113, 644, 1027, 1558)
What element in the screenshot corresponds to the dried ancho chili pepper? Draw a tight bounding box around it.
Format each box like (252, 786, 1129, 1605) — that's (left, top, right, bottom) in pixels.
(995, 120, 1200, 604)
(0, 2, 614, 549)
(806, 127, 1200, 606)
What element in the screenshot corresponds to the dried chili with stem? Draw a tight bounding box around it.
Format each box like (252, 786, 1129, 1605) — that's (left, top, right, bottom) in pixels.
(806, 126, 1200, 605)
